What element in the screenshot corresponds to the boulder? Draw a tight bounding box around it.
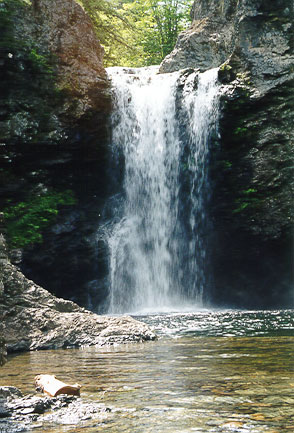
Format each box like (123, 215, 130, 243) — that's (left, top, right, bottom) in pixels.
(1, 234, 156, 353)
(32, 0, 111, 117)
(0, 387, 23, 400)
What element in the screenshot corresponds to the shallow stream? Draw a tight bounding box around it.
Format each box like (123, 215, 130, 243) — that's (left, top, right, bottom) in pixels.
(1, 310, 294, 432)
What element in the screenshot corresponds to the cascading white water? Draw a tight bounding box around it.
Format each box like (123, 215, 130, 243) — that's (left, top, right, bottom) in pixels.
(182, 68, 220, 301)
(105, 66, 219, 314)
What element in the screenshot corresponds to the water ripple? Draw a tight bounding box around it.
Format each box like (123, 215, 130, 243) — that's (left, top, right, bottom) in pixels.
(134, 309, 294, 338)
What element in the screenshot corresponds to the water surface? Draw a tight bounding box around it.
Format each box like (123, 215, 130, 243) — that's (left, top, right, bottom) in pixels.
(1, 310, 294, 432)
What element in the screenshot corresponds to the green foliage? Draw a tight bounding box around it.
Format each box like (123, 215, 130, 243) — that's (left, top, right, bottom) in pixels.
(233, 202, 250, 214)
(219, 63, 232, 72)
(79, 0, 193, 67)
(123, 0, 192, 66)
(28, 48, 54, 75)
(242, 188, 257, 195)
(3, 191, 77, 248)
(78, 0, 133, 61)
(233, 188, 260, 214)
(234, 127, 248, 136)
(222, 160, 233, 170)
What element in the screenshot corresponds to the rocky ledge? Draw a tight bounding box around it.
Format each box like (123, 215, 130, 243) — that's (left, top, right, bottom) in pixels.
(0, 233, 156, 353)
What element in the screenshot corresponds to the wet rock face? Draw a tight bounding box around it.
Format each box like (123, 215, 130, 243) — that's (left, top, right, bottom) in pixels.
(162, 0, 294, 307)
(0, 333, 7, 368)
(0, 226, 7, 367)
(209, 74, 294, 308)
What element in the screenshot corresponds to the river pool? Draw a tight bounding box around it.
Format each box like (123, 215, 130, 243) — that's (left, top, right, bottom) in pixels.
(1, 309, 294, 432)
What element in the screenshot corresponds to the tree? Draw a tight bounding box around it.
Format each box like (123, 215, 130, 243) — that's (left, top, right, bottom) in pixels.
(141, 0, 192, 62)
(78, 0, 135, 65)
(79, 0, 193, 67)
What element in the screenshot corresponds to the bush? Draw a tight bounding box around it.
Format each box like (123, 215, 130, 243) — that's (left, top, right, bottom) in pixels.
(3, 190, 77, 248)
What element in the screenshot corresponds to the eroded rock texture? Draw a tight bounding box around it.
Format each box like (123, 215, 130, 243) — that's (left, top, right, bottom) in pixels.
(162, 0, 294, 307)
(0, 234, 155, 353)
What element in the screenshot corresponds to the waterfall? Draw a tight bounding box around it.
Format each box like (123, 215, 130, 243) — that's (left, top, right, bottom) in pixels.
(104, 66, 219, 314)
(181, 69, 220, 302)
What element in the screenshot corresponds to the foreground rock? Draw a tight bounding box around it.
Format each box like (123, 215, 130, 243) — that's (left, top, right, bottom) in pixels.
(0, 386, 111, 433)
(0, 234, 156, 353)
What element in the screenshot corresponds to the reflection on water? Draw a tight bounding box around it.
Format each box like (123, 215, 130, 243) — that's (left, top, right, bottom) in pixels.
(1, 310, 294, 432)
(136, 309, 294, 337)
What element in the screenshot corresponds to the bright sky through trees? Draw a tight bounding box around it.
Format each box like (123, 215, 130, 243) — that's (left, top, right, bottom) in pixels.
(80, 0, 193, 66)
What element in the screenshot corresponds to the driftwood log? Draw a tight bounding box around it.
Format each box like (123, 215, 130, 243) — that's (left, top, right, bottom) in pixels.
(35, 374, 81, 397)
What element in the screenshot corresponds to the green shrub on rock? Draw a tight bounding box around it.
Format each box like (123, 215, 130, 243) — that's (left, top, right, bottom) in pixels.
(3, 190, 77, 248)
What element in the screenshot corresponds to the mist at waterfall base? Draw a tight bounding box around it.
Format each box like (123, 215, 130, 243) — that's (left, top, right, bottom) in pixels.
(95, 66, 220, 314)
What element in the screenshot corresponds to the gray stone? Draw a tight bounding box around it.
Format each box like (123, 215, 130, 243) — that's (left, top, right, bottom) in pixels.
(0, 392, 112, 433)
(14, 0, 111, 120)
(160, 0, 294, 96)
(0, 387, 23, 400)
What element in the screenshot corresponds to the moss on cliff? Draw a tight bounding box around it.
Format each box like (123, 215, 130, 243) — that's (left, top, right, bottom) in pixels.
(3, 190, 77, 248)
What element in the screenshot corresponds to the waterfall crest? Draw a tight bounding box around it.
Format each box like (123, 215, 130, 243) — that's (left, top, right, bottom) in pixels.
(104, 66, 219, 314)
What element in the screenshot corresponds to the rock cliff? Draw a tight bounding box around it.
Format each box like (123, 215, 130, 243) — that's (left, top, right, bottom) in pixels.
(1, 0, 110, 135)
(0, 0, 112, 307)
(162, 0, 294, 307)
